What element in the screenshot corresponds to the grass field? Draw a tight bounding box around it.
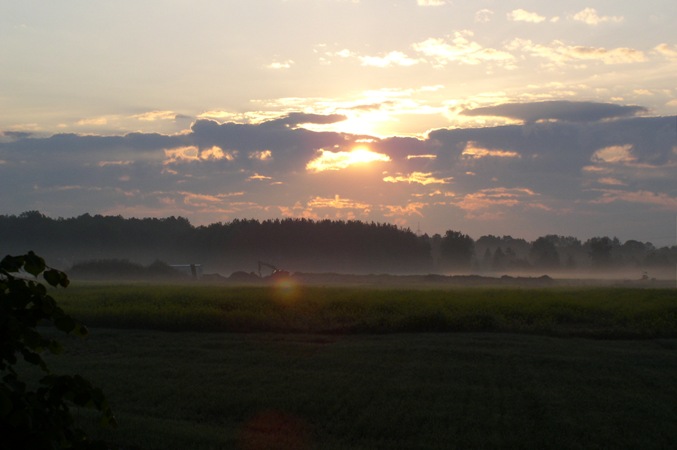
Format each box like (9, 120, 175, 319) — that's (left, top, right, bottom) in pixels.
(35, 283, 677, 449)
(55, 283, 677, 338)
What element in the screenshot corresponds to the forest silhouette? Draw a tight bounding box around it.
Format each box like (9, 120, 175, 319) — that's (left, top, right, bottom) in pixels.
(1, 211, 674, 277)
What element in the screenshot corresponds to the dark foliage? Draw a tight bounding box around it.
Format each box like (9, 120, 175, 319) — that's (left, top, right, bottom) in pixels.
(0, 213, 432, 274)
(439, 230, 474, 270)
(0, 252, 115, 449)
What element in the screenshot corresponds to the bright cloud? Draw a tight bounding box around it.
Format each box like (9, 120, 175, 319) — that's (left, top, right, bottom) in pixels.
(417, 0, 446, 5)
(654, 43, 677, 60)
(248, 173, 272, 181)
(164, 146, 199, 164)
(413, 31, 515, 67)
(199, 146, 223, 160)
(462, 142, 520, 159)
(267, 60, 294, 69)
(133, 111, 177, 121)
(383, 202, 426, 217)
(197, 110, 238, 120)
(592, 145, 635, 164)
(383, 172, 451, 185)
(475, 9, 494, 23)
(360, 51, 419, 67)
(249, 150, 273, 161)
(407, 154, 437, 160)
(76, 117, 108, 126)
(307, 195, 371, 211)
(572, 8, 623, 25)
(165, 146, 236, 164)
(306, 147, 391, 173)
(508, 9, 546, 23)
(509, 39, 646, 65)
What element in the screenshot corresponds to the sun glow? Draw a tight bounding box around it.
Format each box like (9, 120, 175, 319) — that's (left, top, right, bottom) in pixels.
(306, 147, 391, 173)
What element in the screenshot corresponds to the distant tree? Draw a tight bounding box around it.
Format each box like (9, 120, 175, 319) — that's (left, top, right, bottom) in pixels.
(439, 230, 474, 271)
(619, 240, 654, 267)
(0, 252, 115, 449)
(586, 236, 619, 269)
(644, 246, 677, 268)
(491, 247, 506, 272)
(530, 236, 561, 270)
(481, 248, 492, 271)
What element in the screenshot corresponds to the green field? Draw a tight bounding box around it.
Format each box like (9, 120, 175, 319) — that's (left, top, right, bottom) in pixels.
(38, 284, 677, 449)
(56, 283, 677, 338)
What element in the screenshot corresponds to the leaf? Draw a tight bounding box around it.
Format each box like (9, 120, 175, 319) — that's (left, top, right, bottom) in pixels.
(48, 340, 63, 355)
(23, 251, 46, 277)
(54, 316, 76, 334)
(0, 255, 23, 273)
(43, 268, 70, 288)
(43, 269, 61, 287)
(21, 349, 46, 370)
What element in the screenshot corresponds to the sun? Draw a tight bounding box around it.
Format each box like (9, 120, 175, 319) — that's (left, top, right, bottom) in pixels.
(306, 146, 391, 173)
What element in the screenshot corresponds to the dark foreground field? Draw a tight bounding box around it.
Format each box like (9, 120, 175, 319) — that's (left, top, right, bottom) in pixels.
(41, 285, 677, 449)
(48, 330, 677, 450)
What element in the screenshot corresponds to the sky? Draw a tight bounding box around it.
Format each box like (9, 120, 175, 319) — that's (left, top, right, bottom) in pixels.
(1, 0, 676, 246)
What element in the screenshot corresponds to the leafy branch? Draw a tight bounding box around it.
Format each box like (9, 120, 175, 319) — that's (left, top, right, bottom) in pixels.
(1, 251, 116, 450)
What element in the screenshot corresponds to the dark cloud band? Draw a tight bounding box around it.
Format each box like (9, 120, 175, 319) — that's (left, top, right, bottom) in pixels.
(462, 101, 647, 123)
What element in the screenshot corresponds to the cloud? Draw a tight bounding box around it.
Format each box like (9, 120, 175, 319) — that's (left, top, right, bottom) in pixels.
(592, 145, 635, 164)
(461, 142, 520, 159)
(590, 189, 677, 210)
(451, 187, 550, 220)
(572, 8, 623, 25)
(76, 117, 108, 126)
(267, 60, 294, 69)
(248, 173, 272, 181)
(508, 9, 546, 23)
(383, 172, 450, 185)
(306, 147, 390, 173)
(360, 51, 419, 67)
(462, 101, 647, 123)
(263, 112, 348, 128)
(413, 31, 515, 68)
(133, 110, 178, 121)
(383, 202, 426, 217)
(597, 177, 626, 186)
(164, 146, 200, 164)
(1, 131, 33, 140)
(654, 43, 677, 60)
(417, 0, 446, 5)
(507, 39, 646, 65)
(198, 110, 238, 120)
(1, 106, 675, 243)
(249, 150, 273, 161)
(475, 9, 494, 23)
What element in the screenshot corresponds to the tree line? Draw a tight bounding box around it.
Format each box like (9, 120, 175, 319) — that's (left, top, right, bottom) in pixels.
(1, 211, 675, 276)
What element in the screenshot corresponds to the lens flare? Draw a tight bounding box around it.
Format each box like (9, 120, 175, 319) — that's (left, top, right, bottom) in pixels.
(271, 277, 299, 305)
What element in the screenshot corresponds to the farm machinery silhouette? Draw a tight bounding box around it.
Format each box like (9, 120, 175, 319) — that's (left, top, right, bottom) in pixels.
(227, 261, 291, 283)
